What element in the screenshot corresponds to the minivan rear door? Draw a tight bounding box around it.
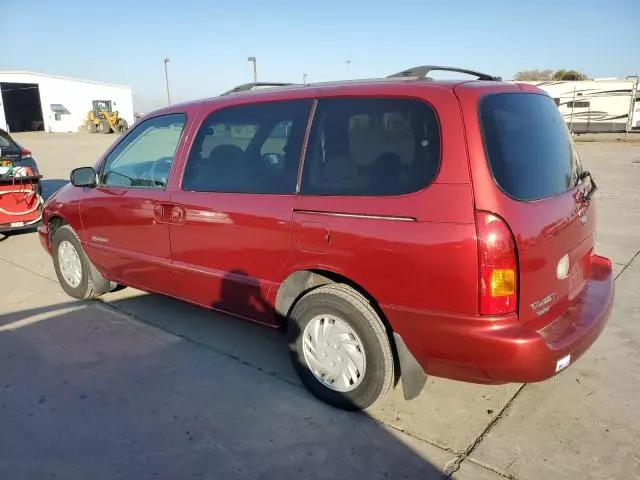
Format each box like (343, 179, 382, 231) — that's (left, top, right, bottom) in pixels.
(456, 83, 596, 327)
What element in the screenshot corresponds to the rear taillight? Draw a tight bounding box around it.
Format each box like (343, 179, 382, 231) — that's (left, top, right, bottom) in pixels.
(20, 149, 31, 160)
(476, 211, 518, 315)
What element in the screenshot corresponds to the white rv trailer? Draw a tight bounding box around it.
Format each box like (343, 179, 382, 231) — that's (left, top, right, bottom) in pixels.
(519, 79, 640, 133)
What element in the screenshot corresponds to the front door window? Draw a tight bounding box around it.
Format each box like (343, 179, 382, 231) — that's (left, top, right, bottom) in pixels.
(101, 113, 186, 189)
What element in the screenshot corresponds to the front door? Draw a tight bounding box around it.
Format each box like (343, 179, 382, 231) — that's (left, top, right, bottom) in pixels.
(80, 113, 188, 295)
(169, 99, 312, 325)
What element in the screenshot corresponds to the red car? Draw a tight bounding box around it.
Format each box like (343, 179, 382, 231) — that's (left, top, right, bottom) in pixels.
(1, 129, 43, 233)
(39, 66, 614, 410)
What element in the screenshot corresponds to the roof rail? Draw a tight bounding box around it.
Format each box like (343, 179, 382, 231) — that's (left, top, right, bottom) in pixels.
(221, 82, 299, 95)
(387, 65, 502, 81)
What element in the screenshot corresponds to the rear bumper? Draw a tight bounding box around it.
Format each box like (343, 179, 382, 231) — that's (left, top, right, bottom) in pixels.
(0, 218, 41, 233)
(0, 180, 43, 233)
(384, 254, 614, 384)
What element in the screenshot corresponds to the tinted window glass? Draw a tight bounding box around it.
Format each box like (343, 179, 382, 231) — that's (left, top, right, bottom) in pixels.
(0, 130, 19, 153)
(567, 101, 590, 108)
(183, 100, 312, 194)
(480, 93, 582, 201)
(101, 114, 186, 188)
(301, 98, 440, 196)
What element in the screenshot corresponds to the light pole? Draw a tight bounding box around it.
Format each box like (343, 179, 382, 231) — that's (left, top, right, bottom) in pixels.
(247, 56, 257, 82)
(163, 58, 171, 106)
(346, 59, 351, 76)
(303, 73, 308, 84)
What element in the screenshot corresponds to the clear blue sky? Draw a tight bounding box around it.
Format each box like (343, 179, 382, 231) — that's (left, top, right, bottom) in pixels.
(6, 0, 637, 112)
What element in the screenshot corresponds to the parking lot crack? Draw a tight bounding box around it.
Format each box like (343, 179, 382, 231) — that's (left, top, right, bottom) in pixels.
(443, 383, 526, 479)
(0, 256, 58, 284)
(370, 418, 460, 456)
(615, 249, 640, 281)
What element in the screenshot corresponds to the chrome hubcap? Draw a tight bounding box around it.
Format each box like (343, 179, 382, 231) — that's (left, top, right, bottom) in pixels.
(58, 240, 82, 288)
(302, 314, 366, 392)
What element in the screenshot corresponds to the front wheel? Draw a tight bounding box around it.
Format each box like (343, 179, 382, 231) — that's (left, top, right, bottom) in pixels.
(98, 119, 111, 134)
(116, 119, 128, 133)
(287, 284, 395, 410)
(51, 225, 113, 299)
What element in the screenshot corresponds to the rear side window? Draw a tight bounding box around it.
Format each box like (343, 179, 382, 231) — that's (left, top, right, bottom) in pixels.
(301, 97, 440, 196)
(480, 93, 582, 201)
(182, 99, 312, 194)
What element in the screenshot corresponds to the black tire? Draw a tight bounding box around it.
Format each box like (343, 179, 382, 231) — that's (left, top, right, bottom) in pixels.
(287, 284, 394, 411)
(51, 225, 113, 299)
(98, 118, 111, 134)
(86, 121, 97, 133)
(116, 119, 129, 133)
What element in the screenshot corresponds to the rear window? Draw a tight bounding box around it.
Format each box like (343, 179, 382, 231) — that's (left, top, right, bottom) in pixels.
(480, 93, 582, 201)
(0, 131, 19, 153)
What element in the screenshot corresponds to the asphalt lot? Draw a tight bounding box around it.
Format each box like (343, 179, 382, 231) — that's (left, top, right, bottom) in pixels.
(1, 132, 639, 479)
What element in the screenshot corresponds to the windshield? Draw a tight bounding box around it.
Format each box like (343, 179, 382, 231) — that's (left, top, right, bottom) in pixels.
(480, 93, 582, 201)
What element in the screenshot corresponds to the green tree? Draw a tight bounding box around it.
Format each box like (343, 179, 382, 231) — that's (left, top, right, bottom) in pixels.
(553, 69, 588, 81)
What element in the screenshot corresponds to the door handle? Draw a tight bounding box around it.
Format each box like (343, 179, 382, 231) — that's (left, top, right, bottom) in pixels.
(153, 203, 186, 224)
(170, 205, 186, 224)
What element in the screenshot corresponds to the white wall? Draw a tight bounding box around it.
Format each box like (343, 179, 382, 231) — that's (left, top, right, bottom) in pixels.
(0, 72, 134, 133)
(0, 94, 6, 131)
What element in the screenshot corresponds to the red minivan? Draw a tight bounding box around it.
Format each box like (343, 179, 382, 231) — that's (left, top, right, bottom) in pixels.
(39, 66, 614, 410)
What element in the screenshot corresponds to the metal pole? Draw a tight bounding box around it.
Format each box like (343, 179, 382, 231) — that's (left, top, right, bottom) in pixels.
(624, 76, 638, 141)
(346, 59, 351, 77)
(568, 85, 576, 135)
(303, 73, 308, 84)
(163, 58, 171, 106)
(247, 57, 257, 82)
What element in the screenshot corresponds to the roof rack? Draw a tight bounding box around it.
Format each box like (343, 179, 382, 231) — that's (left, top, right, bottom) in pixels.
(387, 65, 502, 81)
(221, 82, 299, 95)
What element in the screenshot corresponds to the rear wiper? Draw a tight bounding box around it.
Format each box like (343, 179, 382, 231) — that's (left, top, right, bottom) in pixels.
(577, 170, 597, 203)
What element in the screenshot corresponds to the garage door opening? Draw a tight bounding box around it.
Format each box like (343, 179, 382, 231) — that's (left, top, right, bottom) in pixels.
(0, 82, 44, 132)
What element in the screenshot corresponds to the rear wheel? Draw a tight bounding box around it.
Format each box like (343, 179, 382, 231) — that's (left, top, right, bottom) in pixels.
(51, 225, 113, 299)
(86, 121, 97, 133)
(98, 118, 111, 134)
(287, 284, 394, 410)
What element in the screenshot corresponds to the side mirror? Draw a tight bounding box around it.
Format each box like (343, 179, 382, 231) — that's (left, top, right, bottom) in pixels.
(70, 167, 97, 187)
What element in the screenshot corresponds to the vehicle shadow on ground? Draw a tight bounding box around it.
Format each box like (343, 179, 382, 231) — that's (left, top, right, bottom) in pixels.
(0, 299, 449, 479)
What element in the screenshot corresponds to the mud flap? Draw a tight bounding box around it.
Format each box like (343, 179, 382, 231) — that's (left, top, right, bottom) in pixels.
(393, 332, 427, 400)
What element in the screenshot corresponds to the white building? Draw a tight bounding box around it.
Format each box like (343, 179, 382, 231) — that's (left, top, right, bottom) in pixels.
(0, 71, 134, 134)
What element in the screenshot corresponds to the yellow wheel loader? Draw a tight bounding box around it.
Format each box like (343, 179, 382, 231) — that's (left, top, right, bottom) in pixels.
(85, 100, 129, 134)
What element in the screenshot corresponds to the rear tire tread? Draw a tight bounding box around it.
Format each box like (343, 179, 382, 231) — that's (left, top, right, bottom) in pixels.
(52, 225, 109, 300)
(289, 283, 394, 410)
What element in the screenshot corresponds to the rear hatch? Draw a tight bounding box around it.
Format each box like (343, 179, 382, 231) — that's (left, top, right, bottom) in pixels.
(462, 86, 596, 327)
